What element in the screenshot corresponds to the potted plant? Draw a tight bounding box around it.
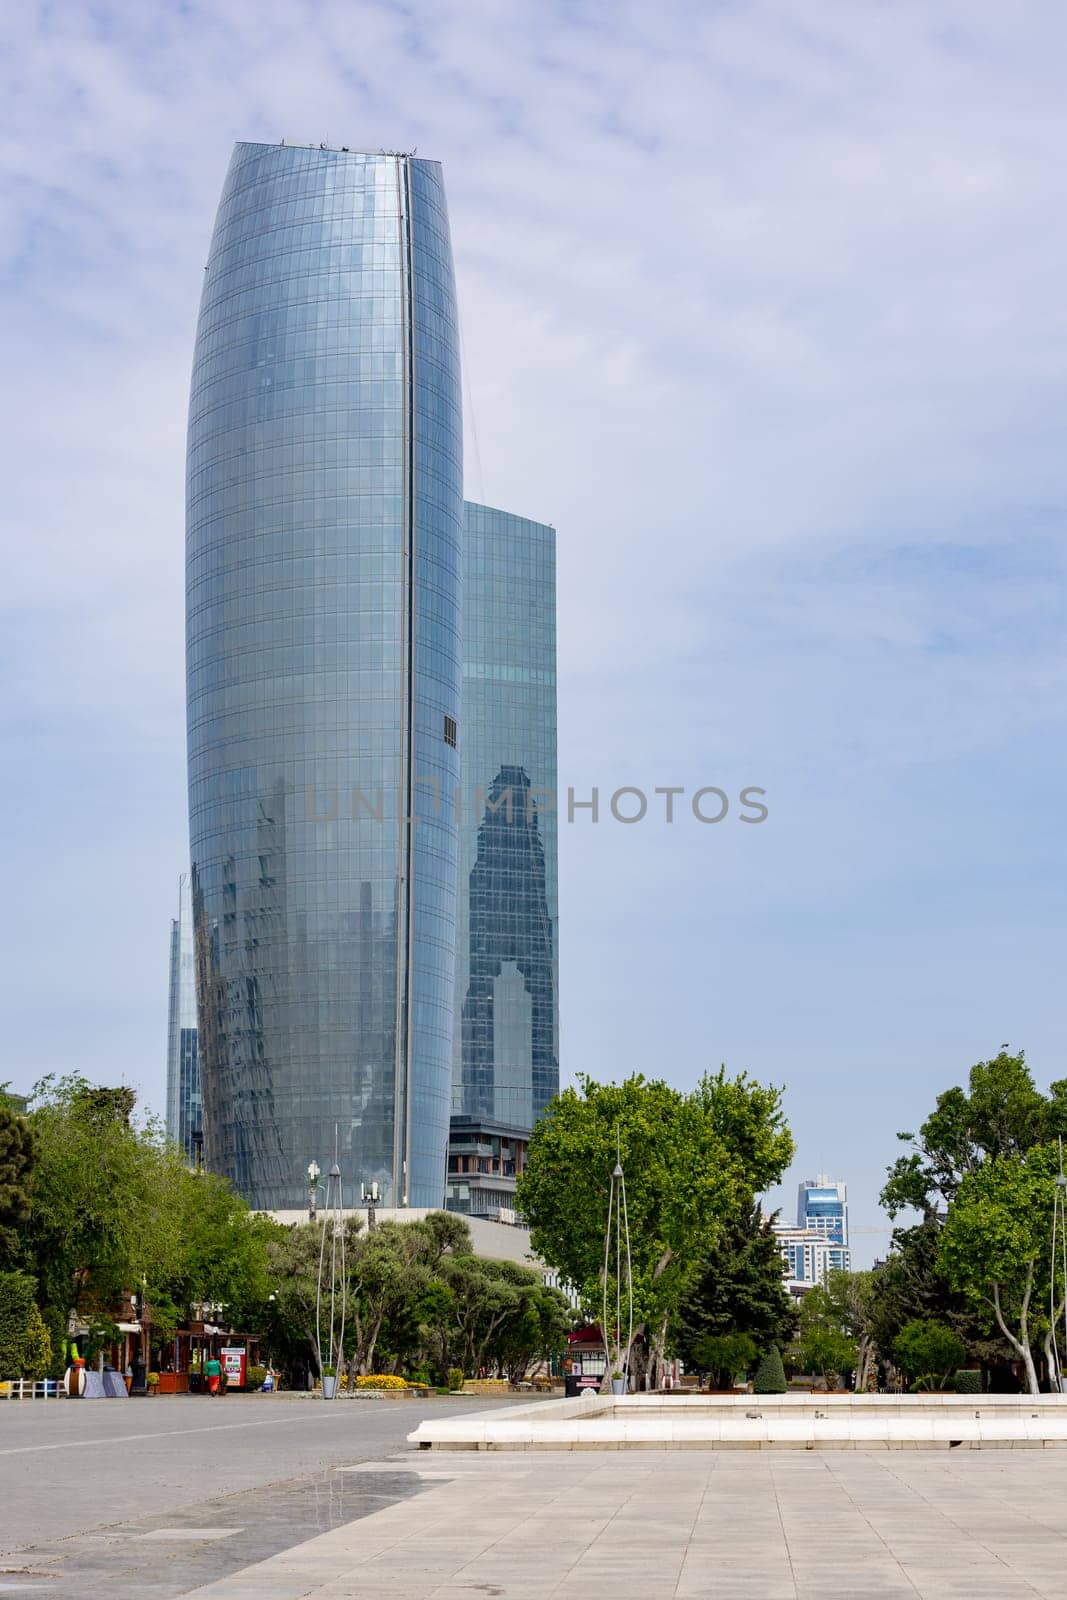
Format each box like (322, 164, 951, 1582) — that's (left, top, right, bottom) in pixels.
(610, 1370, 627, 1396)
(146, 1372, 159, 1395)
(321, 1363, 337, 1399)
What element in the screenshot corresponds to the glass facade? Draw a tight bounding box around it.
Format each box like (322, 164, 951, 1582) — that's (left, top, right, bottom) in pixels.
(165, 873, 201, 1164)
(452, 504, 558, 1130)
(186, 143, 462, 1210)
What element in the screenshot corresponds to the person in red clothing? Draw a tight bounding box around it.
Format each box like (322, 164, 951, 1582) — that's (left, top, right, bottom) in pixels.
(205, 1354, 222, 1395)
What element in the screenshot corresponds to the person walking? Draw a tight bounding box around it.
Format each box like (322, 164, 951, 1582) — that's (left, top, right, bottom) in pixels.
(205, 1353, 222, 1397)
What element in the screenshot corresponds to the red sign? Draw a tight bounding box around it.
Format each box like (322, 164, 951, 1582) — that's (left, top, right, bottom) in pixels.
(222, 1347, 246, 1386)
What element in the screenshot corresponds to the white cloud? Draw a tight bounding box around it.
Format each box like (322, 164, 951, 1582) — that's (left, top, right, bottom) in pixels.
(2, 0, 1066, 1252)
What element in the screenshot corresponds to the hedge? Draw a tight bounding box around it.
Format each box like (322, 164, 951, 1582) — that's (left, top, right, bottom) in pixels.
(0, 1273, 52, 1380)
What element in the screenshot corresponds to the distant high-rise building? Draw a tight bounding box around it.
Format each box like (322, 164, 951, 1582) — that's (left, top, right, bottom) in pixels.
(452, 503, 558, 1133)
(186, 142, 462, 1210)
(166, 874, 201, 1164)
(797, 1175, 850, 1272)
(770, 1220, 839, 1296)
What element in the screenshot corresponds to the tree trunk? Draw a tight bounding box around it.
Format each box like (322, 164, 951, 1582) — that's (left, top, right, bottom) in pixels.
(854, 1335, 876, 1393)
(1043, 1294, 1066, 1393)
(363, 1310, 385, 1376)
(647, 1314, 669, 1390)
(991, 1272, 1040, 1396)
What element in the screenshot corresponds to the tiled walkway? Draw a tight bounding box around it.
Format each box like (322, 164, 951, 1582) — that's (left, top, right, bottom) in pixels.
(183, 1449, 1067, 1599)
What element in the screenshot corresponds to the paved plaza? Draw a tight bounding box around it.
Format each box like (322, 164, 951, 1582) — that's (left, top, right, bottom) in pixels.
(177, 1449, 1067, 1600)
(8, 1401, 1067, 1597)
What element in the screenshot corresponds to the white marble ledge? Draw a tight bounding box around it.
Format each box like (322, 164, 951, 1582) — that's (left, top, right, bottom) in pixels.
(409, 1392, 1067, 1450)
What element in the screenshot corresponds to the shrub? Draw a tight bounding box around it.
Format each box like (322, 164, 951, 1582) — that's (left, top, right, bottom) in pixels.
(245, 1364, 267, 1389)
(147, 1372, 159, 1388)
(0, 1273, 51, 1379)
(355, 1373, 410, 1389)
(894, 1319, 967, 1387)
(407, 1365, 432, 1387)
(448, 1367, 464, 1391)
(955, 1368, 982, 1394)
(753, 1346, 787, 1394)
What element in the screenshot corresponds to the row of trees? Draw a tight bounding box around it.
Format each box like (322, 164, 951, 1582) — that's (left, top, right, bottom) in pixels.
(711, 1049, 1067, 1397)
(0, 1077, 569, 1386)
(267, 1211, 570, 1385)
(0, 1077, 276, 1374)
(11, 1050, 1057, 1394)
(513, 1050, 1067, 1397)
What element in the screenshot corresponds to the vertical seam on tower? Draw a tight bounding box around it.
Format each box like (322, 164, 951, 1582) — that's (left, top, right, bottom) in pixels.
(391, 153, 409, 1200)
(402, 154, 417, 1206)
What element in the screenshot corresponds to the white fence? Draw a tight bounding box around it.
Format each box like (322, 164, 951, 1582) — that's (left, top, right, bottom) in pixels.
(0, 1379, 60, 1399)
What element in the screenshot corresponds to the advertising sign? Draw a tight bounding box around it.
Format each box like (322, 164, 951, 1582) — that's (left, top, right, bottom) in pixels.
(221, 1347, 246, 1387)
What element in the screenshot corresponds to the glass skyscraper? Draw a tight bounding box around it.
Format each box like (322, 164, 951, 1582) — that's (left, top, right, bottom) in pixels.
(452, 503, 558, 1131)
(796, 1175, 851, 1272)
(186, 143, 462, 1210)
(165, 873, 201, 1165)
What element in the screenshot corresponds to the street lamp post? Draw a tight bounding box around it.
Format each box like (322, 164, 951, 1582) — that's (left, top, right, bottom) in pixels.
(361, 1180, 380, 1231)
(307, 1160, 321, 1222)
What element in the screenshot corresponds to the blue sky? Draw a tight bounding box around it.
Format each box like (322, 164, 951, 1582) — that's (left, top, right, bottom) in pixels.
(2, 0, 1066, 1262)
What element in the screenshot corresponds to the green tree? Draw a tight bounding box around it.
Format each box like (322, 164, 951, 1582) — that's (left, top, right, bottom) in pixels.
(753, 1345, 787, 1394)
(791, 1281, 857, 1388)
(22, 1076, 162, 1327)
(893, 1318, 967, 1388)
(0, 1103, 35, 1269)
(938, 1143, 1063, 1395)
(517, 1070, 793, 1384)
(492, 1276, 572, 1384)
(143, 1155, 278, 1333)
(882, 1048, 1066, 1220)
(814, 1269, 879, 1390)
(346, 1218, 443, 1378)
(674, 1202, 796, 1374)
(689, 1331, 757, 1388)
(20, 1076, 275, 1359)
(0, 1272, 51, 1379)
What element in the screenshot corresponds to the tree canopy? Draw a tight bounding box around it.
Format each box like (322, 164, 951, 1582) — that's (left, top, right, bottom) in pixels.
(882, 1049, 1067, 1219)
(516, 1069, 793, 1381)
(266, 1212, 572, 1384)
(0, 1104, 34, 1270)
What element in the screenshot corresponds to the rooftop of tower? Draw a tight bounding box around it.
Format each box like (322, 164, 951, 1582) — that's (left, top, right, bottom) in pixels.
(241, 139, 421, 157)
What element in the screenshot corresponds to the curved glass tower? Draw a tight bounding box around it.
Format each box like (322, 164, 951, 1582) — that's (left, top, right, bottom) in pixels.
(186, 142, 462, 1210)
(453, 504, 558, 1130)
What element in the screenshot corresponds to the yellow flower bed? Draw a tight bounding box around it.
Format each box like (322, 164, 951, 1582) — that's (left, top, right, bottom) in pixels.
(354, 1374, 411, 1389)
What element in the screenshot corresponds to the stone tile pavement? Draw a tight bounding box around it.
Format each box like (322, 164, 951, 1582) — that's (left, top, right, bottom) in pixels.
(181, 1449, 1067, 1599)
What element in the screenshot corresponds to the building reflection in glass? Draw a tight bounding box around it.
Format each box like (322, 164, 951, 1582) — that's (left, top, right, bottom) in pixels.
(452, 505, 558, 1136)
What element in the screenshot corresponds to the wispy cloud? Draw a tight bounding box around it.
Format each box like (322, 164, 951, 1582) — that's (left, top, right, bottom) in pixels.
(2, 0, 1065, 1250)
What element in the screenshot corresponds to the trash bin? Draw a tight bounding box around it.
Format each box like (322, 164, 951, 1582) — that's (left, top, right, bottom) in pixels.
(130, 1359, 147, 1396)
